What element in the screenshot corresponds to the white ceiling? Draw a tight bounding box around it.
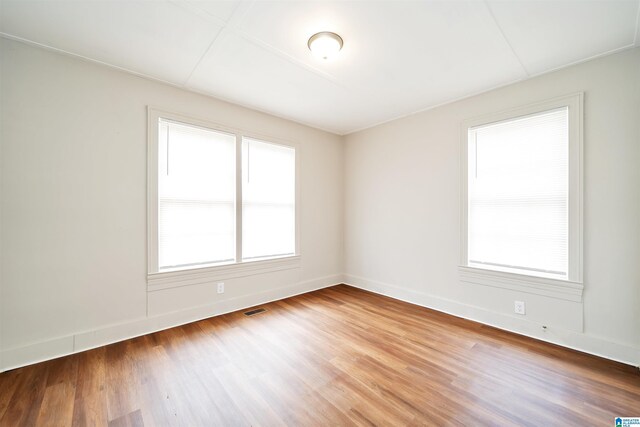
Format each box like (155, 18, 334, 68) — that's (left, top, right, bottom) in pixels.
(1, 0, 639, 135)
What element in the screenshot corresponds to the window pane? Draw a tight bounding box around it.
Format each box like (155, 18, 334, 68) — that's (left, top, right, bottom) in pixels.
(158, 120, 235, 269)
(468, 107, 568, 277)
(242, 138, 295, 260)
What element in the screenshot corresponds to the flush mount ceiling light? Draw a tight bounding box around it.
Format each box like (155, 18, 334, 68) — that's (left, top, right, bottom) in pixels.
(307, 31, 343, 60)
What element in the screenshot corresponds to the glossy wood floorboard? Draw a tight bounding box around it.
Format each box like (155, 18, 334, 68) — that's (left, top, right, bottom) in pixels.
(1, 285, 639, 426)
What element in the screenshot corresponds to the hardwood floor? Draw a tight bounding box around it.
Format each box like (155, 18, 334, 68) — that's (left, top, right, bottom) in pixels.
(1, 285, 638, 426)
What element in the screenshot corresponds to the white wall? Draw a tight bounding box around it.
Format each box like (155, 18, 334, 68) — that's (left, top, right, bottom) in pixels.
(344, 47, 640, 365)
(0, 38, 344, 371)
(2, 37, 638, 372)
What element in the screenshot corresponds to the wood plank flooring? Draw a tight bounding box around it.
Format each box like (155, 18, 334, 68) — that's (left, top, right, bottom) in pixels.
(1, 285, 638, 426)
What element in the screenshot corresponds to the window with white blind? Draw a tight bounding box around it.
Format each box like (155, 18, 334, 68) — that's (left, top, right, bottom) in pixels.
(158, 120, 236, 270)
(242, 138, 296, 260)
(468, 108, 568, 278)
(460, 94, 583, 297)
(147, 108, 299, 286)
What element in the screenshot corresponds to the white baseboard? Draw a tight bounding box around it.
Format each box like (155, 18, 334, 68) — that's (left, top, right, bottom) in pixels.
(0, 274, 342, 373)
(4, 273, 636, 373)
(343, 274, 640, 367)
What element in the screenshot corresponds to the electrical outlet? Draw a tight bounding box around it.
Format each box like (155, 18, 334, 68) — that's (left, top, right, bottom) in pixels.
(217, 282, 225, 294)
(514, 300, 526, 315)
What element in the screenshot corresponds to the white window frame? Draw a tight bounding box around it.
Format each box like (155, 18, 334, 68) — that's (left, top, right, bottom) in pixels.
(147, 107, 300, 292)
(459, 93, 584, 301)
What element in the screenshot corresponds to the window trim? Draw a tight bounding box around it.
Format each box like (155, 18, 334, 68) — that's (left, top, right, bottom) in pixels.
(147, 107, 300, 289)
(459, 93, 584, 299)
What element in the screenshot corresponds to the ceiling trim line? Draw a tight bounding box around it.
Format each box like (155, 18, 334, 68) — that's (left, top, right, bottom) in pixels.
(345, 44, 638, 136)
(167, 0, 229, 28)
(182, 0, 255, 87)
(175, 0, 343, 88)
(230, 28, 344, 87)
(482, 0, 530, 77)
(182, 28, 228, 87)
(0, 32, 182, 88)
(634, 0, 640, 46)
(0, 33, 344, 135)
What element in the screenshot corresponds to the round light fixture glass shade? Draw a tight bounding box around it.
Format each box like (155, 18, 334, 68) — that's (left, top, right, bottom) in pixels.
(308, 32, 343, 60)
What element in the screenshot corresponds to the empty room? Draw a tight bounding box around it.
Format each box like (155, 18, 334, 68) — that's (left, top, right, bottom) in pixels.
(1, 0, 639, 425)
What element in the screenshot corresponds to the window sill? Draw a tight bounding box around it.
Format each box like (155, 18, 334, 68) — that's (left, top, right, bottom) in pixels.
(147, 255, 301, 292)
(458, 265, 583, 302)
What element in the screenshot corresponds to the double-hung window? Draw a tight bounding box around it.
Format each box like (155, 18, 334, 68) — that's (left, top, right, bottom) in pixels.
(242, 138, 296, 260)
(147, 108, 298, 285)
(460, 94, 583, 298)
(157, 119, 236, 270)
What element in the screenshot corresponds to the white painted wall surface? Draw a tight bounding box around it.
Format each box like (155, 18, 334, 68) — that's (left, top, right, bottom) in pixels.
(0, 39, 344, 371)
(344, 47, 640, 365)
(1, 38, 638, 371)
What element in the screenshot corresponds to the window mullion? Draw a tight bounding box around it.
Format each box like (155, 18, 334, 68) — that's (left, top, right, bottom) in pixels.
(235, 134, 243, 263)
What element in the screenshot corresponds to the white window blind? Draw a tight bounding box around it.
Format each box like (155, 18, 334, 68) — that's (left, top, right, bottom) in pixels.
(467, 107, 569, 278)
(158, 119, 236, 270)
(242, 138, 295, 260)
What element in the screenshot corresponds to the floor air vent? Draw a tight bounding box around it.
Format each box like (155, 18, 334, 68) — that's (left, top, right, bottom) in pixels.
(244, 308, 266, 317)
